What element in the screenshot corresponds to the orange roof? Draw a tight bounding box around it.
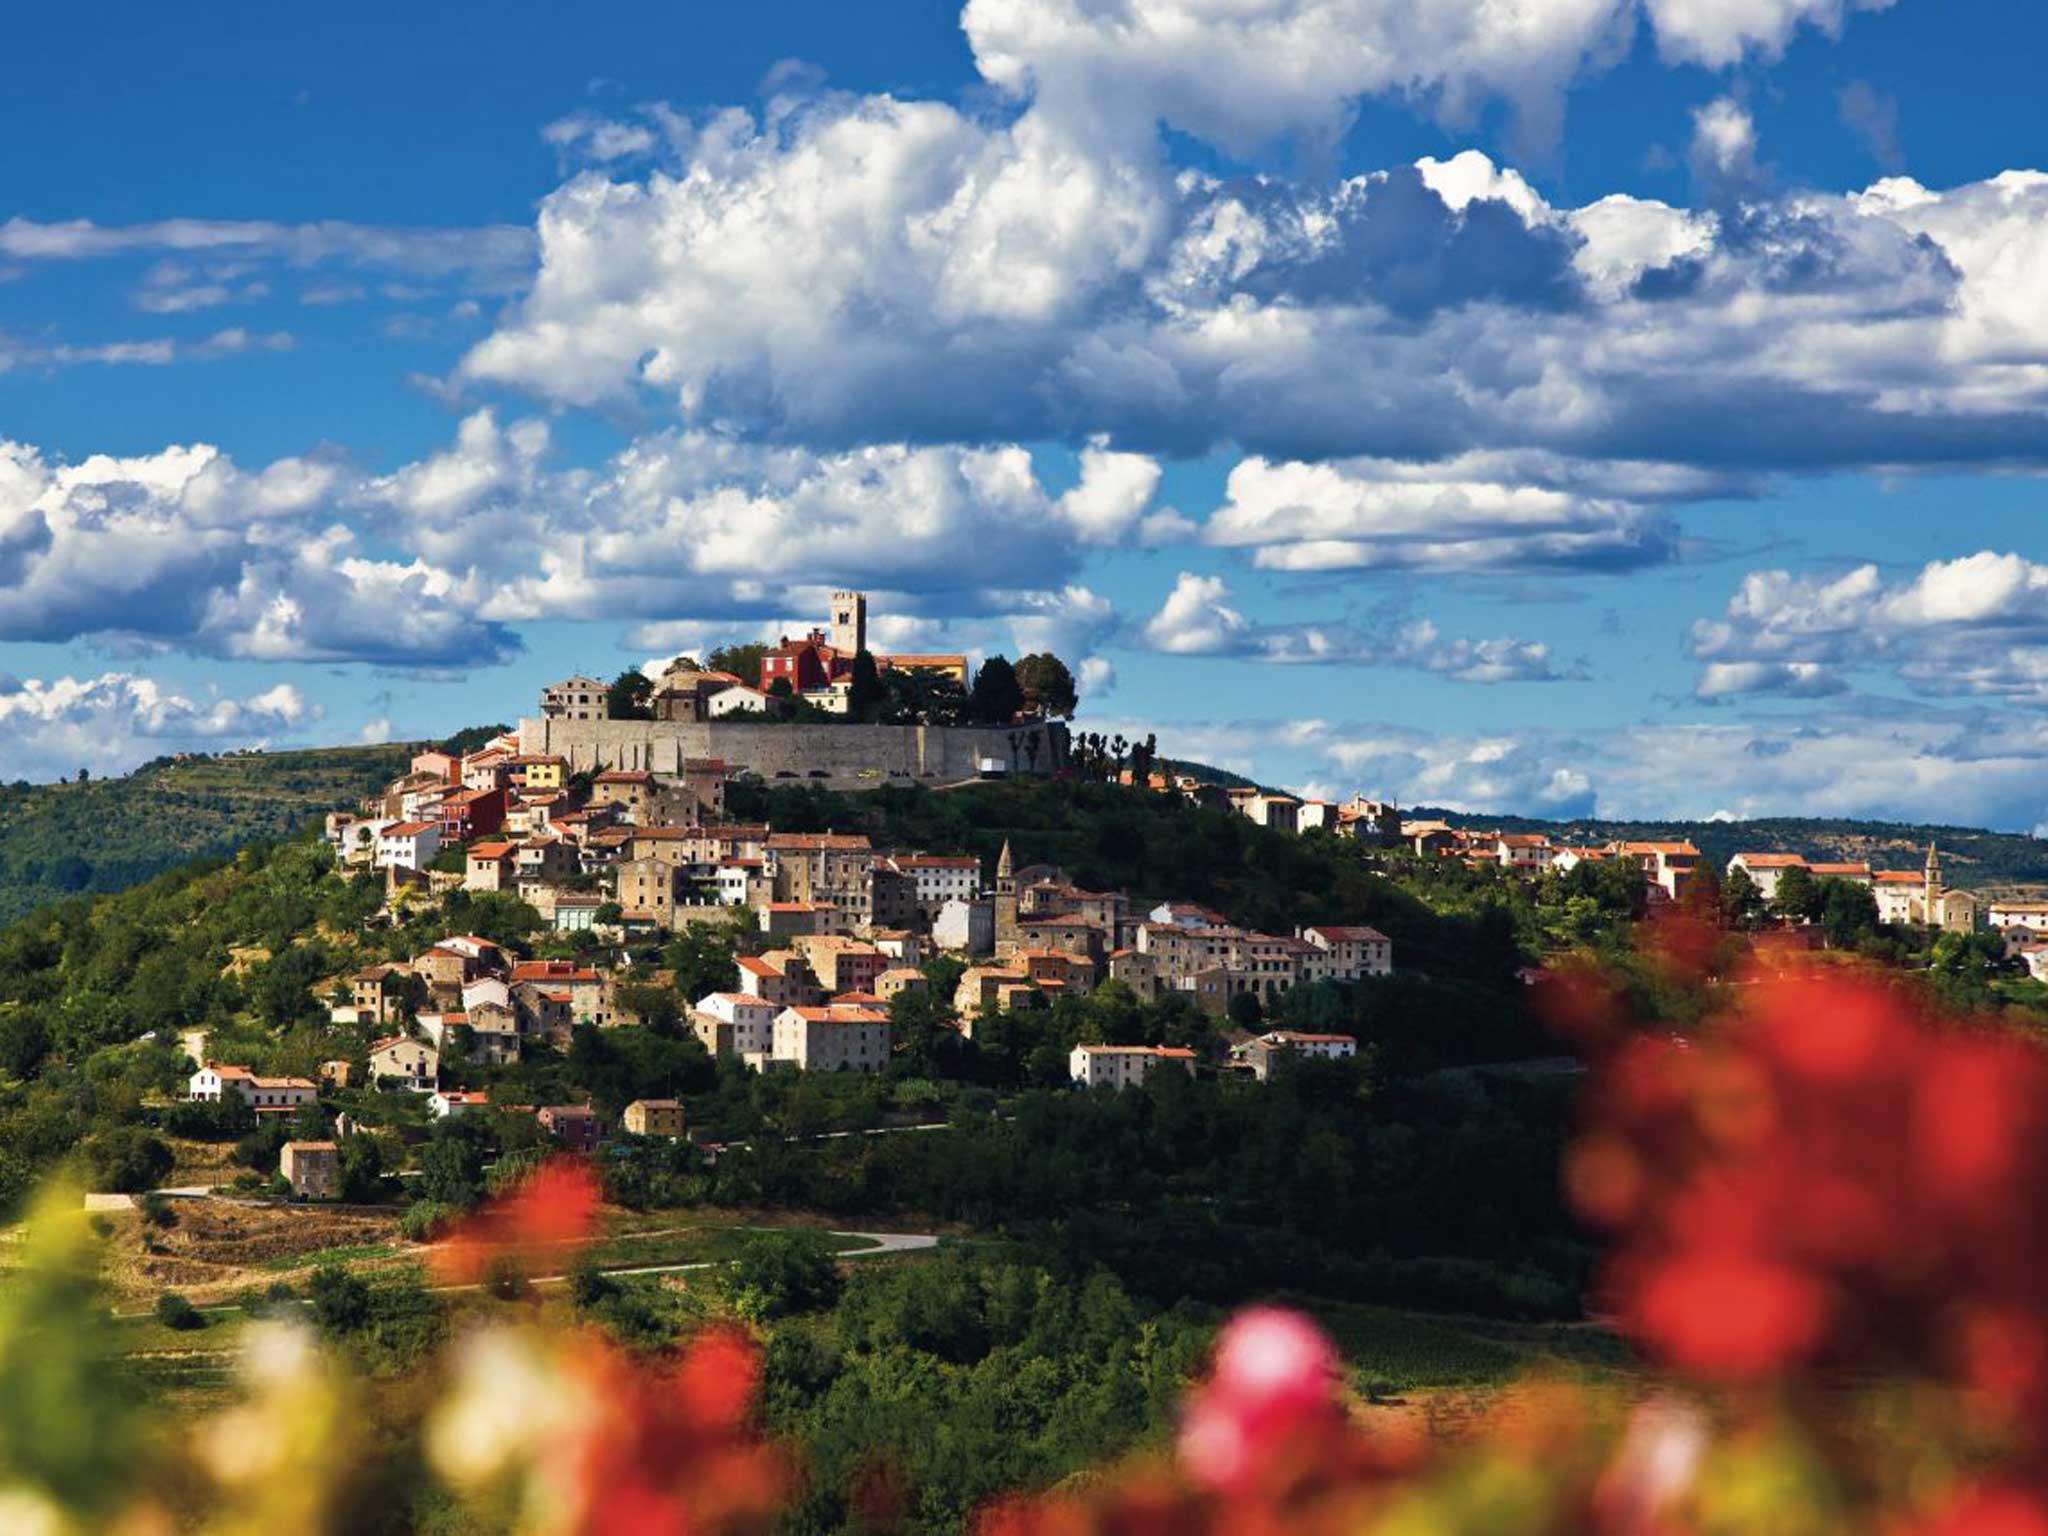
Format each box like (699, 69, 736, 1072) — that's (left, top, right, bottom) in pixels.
(1733, 853, 1806, 868)
(467, 841, 516, 858)
(767, 832, 873, 851)
(383, 820, 436, 837)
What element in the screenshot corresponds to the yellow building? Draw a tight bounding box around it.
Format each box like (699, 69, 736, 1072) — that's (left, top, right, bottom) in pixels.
(623, 1098, 685, 1138)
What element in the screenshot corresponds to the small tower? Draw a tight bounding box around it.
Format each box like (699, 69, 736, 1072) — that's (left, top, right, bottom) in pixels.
(830, 590, 868, 658)
(993, 839, 1018, 946)
(1925, 842, 1943, 923)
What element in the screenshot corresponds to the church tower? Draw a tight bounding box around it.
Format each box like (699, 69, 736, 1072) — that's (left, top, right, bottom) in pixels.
(1925, 842, 1943, 924)
(993, 839, 1018, 946)
(830, 591, 868, 658)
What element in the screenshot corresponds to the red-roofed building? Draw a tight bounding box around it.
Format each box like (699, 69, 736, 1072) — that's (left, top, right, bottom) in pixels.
(772, 1004, 892, 1072)
(1299, 924, 1394, 982)
(438, 785, 507, 842)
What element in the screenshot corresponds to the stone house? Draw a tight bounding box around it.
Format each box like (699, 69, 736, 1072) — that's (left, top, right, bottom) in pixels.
(1069, 1044, 1195, 1090)
(280, 1141, 340, 1199)
(623, 1099, 685, 1138)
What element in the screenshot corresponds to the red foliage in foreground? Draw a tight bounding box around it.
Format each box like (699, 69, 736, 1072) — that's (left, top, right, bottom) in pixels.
(429, 1157, 602, 1285)
(568, 1325, 792, 1536)
(406, 964, 2048, 1535)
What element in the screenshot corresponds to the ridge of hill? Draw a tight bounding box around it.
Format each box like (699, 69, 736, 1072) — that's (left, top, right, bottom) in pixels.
(0, 743, 416, 924)
(3, 729, 2045, 927)
(1411, 807, 2048, 892)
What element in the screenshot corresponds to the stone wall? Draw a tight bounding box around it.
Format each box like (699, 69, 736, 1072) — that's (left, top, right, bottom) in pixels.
(518, 717, 1068, 786)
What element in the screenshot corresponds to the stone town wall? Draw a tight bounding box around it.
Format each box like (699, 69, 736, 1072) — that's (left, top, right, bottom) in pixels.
(517, 717, 1068, 786)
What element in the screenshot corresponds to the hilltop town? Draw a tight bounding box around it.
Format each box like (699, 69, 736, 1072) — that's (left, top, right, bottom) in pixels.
(166, 667, 2047, 1195)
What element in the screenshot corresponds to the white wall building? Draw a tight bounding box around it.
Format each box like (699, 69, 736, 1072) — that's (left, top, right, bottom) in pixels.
(189, 1065, 318, 1114)
(933, 897, 994, 955)
(1989, 902, 2048, 933)
(1299, 925, 1393, 981)
(368, 1036, 439, 1090)
(374, 820, 442, 872)
(772, 1005, 892, 1072)
(892, 854, 982, 909)
(691, 992, 780, 1059)
(1069, 1044, 1196, 1091)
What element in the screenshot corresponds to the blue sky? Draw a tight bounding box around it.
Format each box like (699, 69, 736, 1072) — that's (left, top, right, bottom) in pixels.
(5, 0, 2048, 828)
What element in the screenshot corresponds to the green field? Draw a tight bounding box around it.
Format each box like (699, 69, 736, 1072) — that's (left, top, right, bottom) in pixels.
(1301, 1296, 1634, 1392)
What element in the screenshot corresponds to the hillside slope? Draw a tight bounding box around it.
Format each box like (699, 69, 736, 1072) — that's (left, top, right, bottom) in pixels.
(0, 745, 416, 924)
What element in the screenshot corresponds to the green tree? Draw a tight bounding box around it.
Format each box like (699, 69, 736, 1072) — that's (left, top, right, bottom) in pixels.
(707, 641, 770, 684)
(724, 1230, 844, 1321)
(1013, 653, 1079, 717)
(307, 1263, 371, 1334)
(418, 1132, 485, 1210)
(338, 1134, 386, 1203)
(84, 1128, 171, 1193)
(1772, 864, 1822, 922)
(607, 669, 654, 721)
(154, 1291, 205, 1331)
(848, 650, 883, 722)
(1722, 867, 1765, 929)
(969, 655, 1025, 724)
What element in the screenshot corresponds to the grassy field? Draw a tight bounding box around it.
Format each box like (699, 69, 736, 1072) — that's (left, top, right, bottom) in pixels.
(1301, 1296, 1635, 1391)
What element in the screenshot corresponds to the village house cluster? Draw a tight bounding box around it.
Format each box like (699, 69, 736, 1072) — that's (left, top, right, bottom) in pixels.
(540, 591, 968, 723)
(1726, 844, 1982, 932)
(187, 728, 1404, 1174)
(1384, 820, 1708, 902)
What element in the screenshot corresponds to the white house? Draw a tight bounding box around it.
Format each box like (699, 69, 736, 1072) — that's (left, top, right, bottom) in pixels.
(1069, 1044, 1196, 1091)
(690, 992, 780, 1060)
(1295, 800, 1336, 833)
(891, 854, 982, 910)
(706, 683, 782, 717)
(368, 1035, 439, 1091)
(772, 1004, 892, 1073)
(429, 1089, 490, 1119)
(1299, 925, 1393, 981)
(1494, 834, 1552, 870)
(1727, 853, 1807, 900)
(1988, 901, 2048, 933)
(932, 897, 994, 955)
(189, 1064, 318, 1114)
(1235, 1030, 1358, 1081)
(375, 820, 442, 872)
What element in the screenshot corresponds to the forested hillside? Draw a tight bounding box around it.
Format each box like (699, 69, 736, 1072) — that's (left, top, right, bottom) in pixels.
(0, 745, 417, 924)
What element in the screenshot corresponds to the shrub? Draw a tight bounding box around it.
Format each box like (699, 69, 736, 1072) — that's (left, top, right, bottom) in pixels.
(85, 1128, 173, 1194)
(154, 1292, 205, 1331)
(138, 1192, 177, 1229)
(400, 1199, 455, 1243)
(307, 1264, 371, 1334)
(724, 1230, 844, 1322)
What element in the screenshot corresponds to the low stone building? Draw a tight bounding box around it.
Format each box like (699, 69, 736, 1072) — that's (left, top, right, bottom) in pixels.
(280, 1141, 340, 1199)
(1234, 1030, 1359, 1081)
(623, 1099, 686, 1138)
(1069, 1044, 1196, 1091)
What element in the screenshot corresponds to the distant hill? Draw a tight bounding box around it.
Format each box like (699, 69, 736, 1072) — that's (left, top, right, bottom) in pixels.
(0, 744, 416, 924)
(1410, 808, 2048, 893)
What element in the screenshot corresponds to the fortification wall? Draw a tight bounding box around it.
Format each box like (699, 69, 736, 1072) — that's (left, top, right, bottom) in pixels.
(518, 717, 1068, 785)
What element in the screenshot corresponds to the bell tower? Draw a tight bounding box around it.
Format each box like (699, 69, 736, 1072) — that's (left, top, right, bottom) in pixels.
(830, 590, 868, 657)
(993, 839, 1018, 946)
